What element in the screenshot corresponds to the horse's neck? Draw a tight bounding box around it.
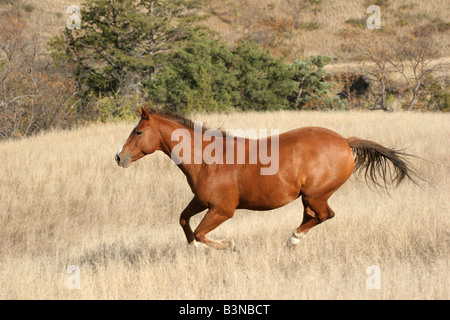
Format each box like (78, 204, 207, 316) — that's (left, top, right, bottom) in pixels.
(156, 117, 202, 183)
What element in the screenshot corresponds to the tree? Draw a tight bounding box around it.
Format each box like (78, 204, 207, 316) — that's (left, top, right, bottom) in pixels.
(50, 0, 205, 97)
(232, 40, 296, 111)
(147, 27, 238, 113)
(386, 27, 444, 110)
(342, 26, 446, 111)
(341, 29, 394, 110)
(51, 0, 337, 115)
(0, 13, 77, 139)
(289, 55, 334, 109)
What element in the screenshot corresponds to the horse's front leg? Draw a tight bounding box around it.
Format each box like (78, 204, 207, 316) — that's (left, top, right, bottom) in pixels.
(193, 207, 235, 250)
(179, 197, 206, 244)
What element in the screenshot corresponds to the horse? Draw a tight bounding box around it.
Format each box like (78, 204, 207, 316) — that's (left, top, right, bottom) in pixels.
(115, 107, 418, 250)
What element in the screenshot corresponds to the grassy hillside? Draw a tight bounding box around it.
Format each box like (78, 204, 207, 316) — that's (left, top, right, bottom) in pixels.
(1, 0, 449, 62)
(205, 0, 450, 61)
(1, 111, 448, 299)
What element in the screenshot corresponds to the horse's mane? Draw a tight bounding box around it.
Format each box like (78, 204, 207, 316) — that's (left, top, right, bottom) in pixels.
(145, 107, 226, 137)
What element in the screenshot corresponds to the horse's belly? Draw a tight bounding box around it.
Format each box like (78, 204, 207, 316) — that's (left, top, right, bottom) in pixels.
(237, 199, 294, 211)
(237, 179, 300, 211)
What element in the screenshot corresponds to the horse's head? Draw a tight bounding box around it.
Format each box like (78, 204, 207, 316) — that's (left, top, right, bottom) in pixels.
(115, 107, 161, 168)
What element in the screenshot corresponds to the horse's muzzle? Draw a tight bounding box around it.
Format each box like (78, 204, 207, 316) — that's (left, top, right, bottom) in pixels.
(115, 153, 131, 168)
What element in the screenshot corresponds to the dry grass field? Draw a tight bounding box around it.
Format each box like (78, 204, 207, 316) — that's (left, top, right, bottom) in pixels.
(0, 111, 448, 300)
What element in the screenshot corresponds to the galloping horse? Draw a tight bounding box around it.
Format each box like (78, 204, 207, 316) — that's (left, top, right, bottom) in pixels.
(115, 107, 417, 249)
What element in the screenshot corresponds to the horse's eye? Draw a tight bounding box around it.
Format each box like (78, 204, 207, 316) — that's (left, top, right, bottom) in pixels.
(136, 131, 143, 136)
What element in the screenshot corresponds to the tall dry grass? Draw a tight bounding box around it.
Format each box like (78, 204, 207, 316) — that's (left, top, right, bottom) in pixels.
(0, 111, 448, 299)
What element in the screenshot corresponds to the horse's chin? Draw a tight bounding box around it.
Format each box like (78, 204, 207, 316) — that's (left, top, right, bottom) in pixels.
(121, 162, 132, 168)
(120, 159, 133, 168)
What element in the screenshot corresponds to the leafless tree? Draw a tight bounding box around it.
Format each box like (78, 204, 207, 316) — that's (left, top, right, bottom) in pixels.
(0, 12, 77, 139)
(342, 26, 446, 111)
(386, 27, 445, 110)
(342, 29, 394, 110)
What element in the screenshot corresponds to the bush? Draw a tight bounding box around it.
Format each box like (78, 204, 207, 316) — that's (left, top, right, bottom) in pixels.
(149, 29, 334, 113)
(50, 0, 337, 120)
(231, 40, 296, 111)
(289, 55, 335, 109)
(95, 93, 141, 123)
(147, 27, 237, 113)
(0, 15, 79, 139)
(422, 80, 450, 112)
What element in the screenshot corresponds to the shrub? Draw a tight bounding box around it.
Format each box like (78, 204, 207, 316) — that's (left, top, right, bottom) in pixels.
(231, 40, 296, 111)
(50, 0, 206, 98)
(95, 93, 141, 123)
(50, 0, 337, 119)
(147, 27, 238, 113)
(422, 79, 450, 112)
(289, 55, 335, 109)
(0, 15, 79, 139)
(149, 30, 336, 113)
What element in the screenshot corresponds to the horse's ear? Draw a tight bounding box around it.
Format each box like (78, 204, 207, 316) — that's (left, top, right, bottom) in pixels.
(137, 106, 150, 120)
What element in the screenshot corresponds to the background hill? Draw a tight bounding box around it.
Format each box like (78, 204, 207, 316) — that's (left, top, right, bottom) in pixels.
(2, 0, 449, 61)
(0, 0, 449, 139)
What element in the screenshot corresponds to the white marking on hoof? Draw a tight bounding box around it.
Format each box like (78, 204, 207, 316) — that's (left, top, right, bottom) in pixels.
(288, 231, 306, 247)
(189, 240, 209, 249)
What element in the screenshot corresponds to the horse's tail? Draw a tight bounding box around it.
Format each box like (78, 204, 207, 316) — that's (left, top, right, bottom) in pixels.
(347, 137, 420, 189)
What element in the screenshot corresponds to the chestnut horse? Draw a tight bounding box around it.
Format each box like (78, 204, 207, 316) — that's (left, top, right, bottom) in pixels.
(115, 107, 417, 249)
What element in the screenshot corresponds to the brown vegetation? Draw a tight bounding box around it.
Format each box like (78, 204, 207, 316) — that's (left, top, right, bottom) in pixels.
(0, 111, 448, 299)
(341, 26, 448, 111)
(0, 12, 78, 139)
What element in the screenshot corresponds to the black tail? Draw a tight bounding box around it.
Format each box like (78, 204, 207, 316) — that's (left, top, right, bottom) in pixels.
(347, 137, 420, 189)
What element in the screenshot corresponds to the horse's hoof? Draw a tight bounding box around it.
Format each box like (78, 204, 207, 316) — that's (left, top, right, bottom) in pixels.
(189, 240, 209, 250)
(189, 239, 237, 251)
(287, 231, 306, 248)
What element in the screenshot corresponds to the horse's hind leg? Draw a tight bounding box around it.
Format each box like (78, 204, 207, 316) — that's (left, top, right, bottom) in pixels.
(288, 197, 335, 247)
(193, 207, 235, 250)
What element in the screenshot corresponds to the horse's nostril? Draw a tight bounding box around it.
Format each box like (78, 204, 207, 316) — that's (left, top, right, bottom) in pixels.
(115, 154, 120, 164)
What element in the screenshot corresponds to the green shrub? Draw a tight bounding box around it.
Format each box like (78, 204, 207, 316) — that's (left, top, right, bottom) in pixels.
(426, 81, 450, 112)
(289, 55, 335, 110)
(231, 40, 296, 111)
(94, 94, 140, 123)
(22, 3, 34, 12)
(51, 0, 337, 116)
(148, 29, 335, 113)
